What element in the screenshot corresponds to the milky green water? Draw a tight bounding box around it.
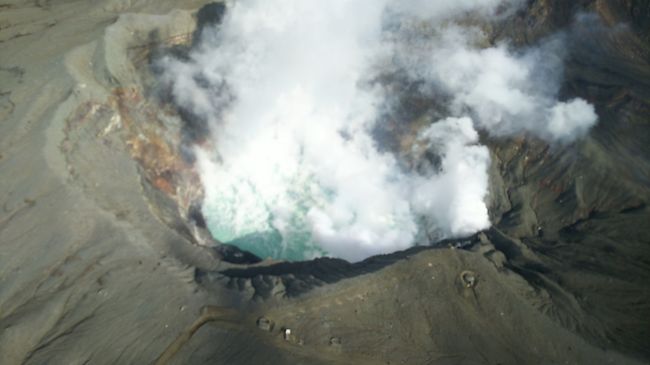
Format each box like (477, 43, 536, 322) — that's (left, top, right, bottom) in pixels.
(203, 173, 329, 261)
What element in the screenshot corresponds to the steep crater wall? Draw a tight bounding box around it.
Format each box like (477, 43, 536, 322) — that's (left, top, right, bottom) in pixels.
(74, 1, 650, 360)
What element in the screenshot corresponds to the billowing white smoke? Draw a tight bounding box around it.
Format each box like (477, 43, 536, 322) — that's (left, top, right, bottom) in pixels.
(392, 26, 598, 141)
(159, 0, 597, 262)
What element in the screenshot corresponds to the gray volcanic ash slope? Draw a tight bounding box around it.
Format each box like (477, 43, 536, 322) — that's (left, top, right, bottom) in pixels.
(488, 2, 650, 357)
(0, 0, 648, 364)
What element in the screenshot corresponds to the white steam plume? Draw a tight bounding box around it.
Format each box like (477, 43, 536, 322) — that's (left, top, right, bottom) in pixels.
(391, 26, 598, 141)
(159, 0, 597, 262)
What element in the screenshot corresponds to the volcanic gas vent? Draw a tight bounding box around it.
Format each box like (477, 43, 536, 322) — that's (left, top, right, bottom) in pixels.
(155, 0, 597, 262)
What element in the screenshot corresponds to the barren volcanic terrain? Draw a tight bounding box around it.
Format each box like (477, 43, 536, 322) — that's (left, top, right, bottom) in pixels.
(0, 0, 648, 364)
